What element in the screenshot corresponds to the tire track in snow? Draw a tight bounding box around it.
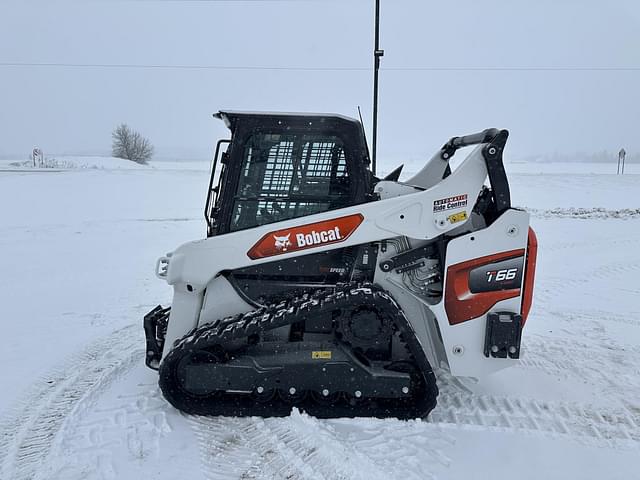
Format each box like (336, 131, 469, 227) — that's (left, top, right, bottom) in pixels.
(528, 232, 640, 306)
(520, 331, 640, 404)
(428, 330, 640, 447)
(0, 326, 142, 480)
(190, 410, 453, 480)
(532, 258, 640, 306)
(191, 414, 383, 480)
(589, 260, 640, 280)
(327, 417, 455, 477)
(432, 387, 640, 446)
(539, 235, 640, 253)
(523, 331, 640, 372)
(40, 386, 172, 480)
(191, 376, 640, 480)
(546, 309, 640, 328)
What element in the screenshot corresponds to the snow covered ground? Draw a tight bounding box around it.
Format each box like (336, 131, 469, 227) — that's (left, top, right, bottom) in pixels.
(1, 159, 639, 480)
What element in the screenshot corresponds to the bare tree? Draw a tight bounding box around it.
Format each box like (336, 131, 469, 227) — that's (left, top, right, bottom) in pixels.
(112, 124, 154, 164)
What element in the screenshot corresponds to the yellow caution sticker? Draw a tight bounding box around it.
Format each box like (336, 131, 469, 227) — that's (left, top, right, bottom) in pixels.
(447, 211, 468, 224)
(311, 351, 332, 359)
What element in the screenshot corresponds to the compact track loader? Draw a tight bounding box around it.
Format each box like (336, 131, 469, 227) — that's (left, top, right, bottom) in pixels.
(144, 111, 537, 419)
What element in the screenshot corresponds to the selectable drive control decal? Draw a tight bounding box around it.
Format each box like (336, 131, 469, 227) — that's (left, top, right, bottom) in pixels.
(247, 213, 364, 259)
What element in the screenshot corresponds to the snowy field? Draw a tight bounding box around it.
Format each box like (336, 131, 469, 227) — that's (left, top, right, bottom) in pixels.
(1, 158, 640, 480)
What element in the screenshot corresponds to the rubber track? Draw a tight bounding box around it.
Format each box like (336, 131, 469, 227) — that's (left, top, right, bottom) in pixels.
(159, 283, 439, 419)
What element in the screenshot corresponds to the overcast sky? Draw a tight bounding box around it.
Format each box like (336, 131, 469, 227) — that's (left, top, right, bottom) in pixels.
(1, 0, 639, 166)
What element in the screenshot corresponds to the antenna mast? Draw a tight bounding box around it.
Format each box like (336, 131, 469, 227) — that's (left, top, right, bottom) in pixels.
(372, 0, 383, 175)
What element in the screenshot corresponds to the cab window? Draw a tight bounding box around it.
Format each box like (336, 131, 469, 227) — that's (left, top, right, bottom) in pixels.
(230, 133, 351, 232)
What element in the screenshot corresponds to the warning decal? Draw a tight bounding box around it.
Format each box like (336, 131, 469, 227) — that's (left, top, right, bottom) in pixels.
(311, 351, 332, 359)
(447, 211, 468, 224)
(433, 194, 468, 213)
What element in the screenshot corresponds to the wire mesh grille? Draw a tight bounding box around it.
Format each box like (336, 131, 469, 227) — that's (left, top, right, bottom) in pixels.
(301, 141, 347, 178)
(262, 140, 294, 196)
(231, 133, 351, 231)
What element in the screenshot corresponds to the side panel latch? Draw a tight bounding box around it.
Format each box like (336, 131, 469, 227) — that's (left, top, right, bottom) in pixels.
(483, 312, 522, 359)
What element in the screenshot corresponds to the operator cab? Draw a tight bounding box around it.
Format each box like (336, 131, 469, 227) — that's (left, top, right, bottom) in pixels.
(205, 111, 374, 237)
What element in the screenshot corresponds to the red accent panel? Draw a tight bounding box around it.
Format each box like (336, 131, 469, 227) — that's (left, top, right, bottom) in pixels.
(520, 227, 538, 325)
(445, 249, 525, 325)
(247, 214, 364, 260)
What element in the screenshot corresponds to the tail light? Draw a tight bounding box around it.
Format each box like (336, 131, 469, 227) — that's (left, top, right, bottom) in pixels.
(520, 227, 538, 325)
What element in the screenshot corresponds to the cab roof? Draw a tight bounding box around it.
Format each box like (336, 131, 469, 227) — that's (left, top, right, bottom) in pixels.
(214, 110, 363, 132)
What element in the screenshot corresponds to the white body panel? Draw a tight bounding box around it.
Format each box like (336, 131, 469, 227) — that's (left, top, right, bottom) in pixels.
(157, 141, 531, 382)
(434, 209, 530, 377)
(404, 150, 451, 190)
(200, 277, 255, 324)
(160, 145, 489, 356)
(423, 210, 528, 378)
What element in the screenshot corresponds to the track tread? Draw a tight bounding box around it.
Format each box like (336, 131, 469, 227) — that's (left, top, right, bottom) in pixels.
(159, 283, 438, 419)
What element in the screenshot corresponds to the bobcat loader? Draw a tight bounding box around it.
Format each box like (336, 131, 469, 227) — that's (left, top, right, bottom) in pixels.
(143, 111, 537, 419)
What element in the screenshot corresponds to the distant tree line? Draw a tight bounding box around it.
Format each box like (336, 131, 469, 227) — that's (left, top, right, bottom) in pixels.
(112, 124, 154, 164)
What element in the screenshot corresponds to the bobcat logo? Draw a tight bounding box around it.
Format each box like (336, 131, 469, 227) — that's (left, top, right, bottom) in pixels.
(273, 233, 291, 251)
